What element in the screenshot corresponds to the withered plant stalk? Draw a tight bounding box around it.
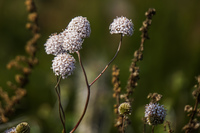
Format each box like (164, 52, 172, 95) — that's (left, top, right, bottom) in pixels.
(164, 121, 174, 133)
(183, 75, 200, 133)
(0, 0, 40, 123)
(125, 8, 156, 103)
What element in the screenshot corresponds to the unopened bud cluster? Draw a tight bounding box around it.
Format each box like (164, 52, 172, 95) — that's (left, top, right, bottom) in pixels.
(44, 16, 91, 79)
(4, 122, 30, 133)
(145, 102, 167, 125)
(118, 102, 132, 115)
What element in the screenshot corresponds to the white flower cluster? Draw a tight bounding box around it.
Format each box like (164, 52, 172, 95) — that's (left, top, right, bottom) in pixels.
(62, 31, 84, 53)
(52, 53, 76, 79)
(145, 103, 167, 125)
(44, 16, 91, 78)
(67, 16, 91, 38)
(109, 16, 134, 36)
(44, 16, 91, 55)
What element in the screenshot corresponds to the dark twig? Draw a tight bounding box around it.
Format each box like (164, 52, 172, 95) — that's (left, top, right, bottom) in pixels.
(183, 75, 200, 133)
(54, 76, 66, 133)
(164, 121, 174, 133)
(151, 125, 155, 133)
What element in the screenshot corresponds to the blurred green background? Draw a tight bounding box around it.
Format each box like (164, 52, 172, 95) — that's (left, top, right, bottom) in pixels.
(0, 0, 200, 132)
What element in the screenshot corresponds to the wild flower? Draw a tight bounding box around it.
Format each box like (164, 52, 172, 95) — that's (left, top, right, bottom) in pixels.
(52, 53, 76, 79)
(109, 16, 134, 36)
(145, 102, 167, 125)
(67, 16, 91, 38)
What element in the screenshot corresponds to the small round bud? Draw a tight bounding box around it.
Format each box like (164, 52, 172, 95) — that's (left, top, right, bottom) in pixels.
(118, 102, 132, 115)
(16, 122, 30, 133)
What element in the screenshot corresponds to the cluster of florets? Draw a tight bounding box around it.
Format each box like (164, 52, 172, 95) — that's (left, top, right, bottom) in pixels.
(145, 102, 167, 125)
(44, 16, 91, 79)
(52, 53, 76, 79)
(109, 16, 134, 36)
(44, 16, 134, 78)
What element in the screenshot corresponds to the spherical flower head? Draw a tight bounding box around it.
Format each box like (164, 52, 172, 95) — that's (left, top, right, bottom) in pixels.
(52, 53, 76, 79)
(145, 103, 167, 125)
(62, 30, 84, 53)
(44, 33, 66, 56)
(109, 16, 134, 36)
(118, 102, 132, 115)
(67, 16, 91, 38)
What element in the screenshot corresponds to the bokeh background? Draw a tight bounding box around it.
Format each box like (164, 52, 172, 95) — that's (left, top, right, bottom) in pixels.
(0, 0, 200, 132)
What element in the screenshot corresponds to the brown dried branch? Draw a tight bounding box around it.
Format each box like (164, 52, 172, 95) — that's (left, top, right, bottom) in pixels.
(183, 75, 200, 133)
(164, 121, 174, 133)
(0, 0, 40, 123)
(147, 93, 162, 103)
(125, 8, 156, 103)
(112, 65, 123, 131)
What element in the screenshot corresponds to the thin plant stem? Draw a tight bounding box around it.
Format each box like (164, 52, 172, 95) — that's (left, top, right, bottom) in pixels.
(57, 76, 66, 128)
(122, 115, 126, 133)
(189, 95, 199, 124)
(55, 76, 66, 133)
(70, 51, 90, 133)
(151, 125, 155, 133)
(143, 123, 146, 133)
(89, 34, 123, 87)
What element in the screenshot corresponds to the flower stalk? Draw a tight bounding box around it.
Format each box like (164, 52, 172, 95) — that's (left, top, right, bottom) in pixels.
(70, 51, 90, 133)
(90, 33, 123, 86)
(54, 76, 66, 133)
